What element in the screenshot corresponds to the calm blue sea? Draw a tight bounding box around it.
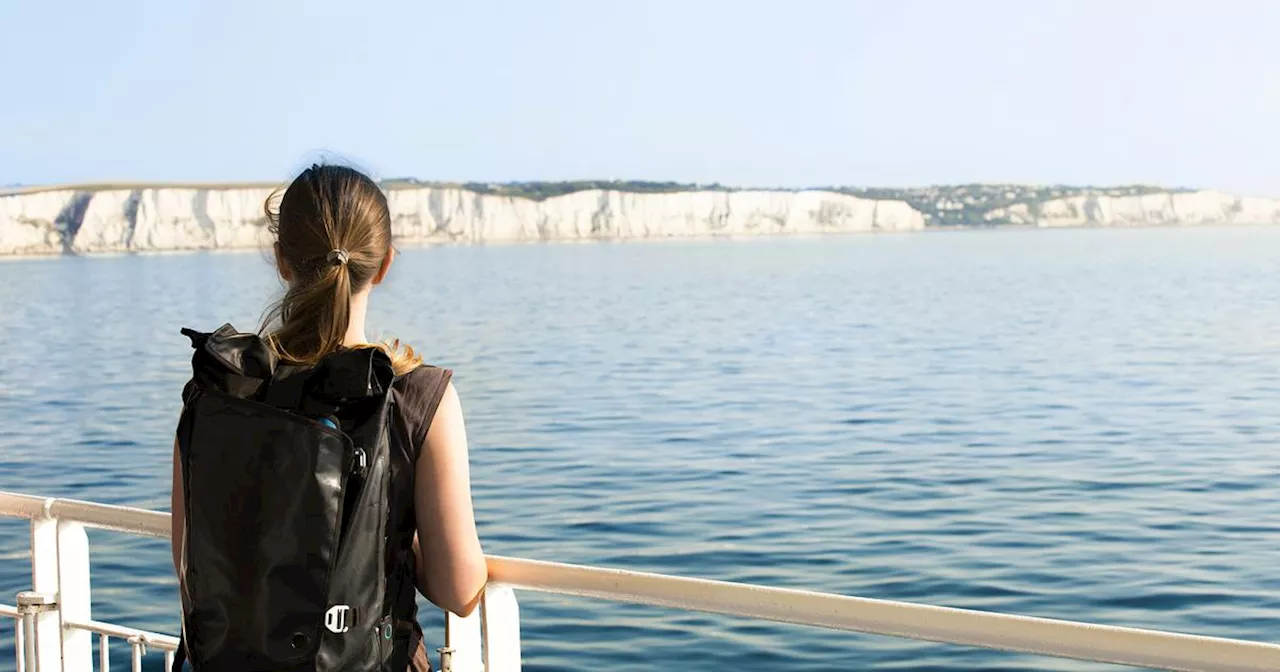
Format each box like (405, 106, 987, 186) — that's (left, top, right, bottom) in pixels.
(2, 227, 1279, 671)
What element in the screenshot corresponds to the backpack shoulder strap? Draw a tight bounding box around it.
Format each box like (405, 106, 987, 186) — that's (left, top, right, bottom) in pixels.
(176, 380, 198, 461)
(394, 366, 453, 463)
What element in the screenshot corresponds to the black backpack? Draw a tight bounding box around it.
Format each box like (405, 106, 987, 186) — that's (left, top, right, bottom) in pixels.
(173, 324, 417, 672)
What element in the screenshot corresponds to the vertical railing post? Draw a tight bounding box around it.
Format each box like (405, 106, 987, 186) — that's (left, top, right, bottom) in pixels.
(128, 637, 144, 672)
(16, 614, 27, 672)
(444, 608, 483, 672)
(29, 515, 63, 672)
(57, 521, 92, 670)
(481, 585, 521, 672)
(17, 592, 56, 672)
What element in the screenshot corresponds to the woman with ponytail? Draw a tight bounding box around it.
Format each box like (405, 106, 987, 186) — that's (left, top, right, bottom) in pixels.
(170, 164, 487, 672)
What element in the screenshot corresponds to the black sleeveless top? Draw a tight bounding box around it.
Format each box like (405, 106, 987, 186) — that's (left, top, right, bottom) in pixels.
(385, 365, 452, 672)
(386, 364, 453, 571)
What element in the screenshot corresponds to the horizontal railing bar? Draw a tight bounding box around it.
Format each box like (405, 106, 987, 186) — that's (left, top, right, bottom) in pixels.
(64, 619, 179, 650)
(0, 604, 17, 618)
(0, 492, 168, 538)
(7, 491, 1280, 671)
(487, 556, 1280, 672)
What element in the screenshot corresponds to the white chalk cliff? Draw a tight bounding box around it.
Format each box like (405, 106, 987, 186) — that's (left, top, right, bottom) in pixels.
(5, 185, 1279, 256)
(984, 190, 1280, 228)
(0, 186, 924, 256)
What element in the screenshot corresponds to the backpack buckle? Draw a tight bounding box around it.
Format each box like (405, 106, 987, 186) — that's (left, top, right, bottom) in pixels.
(324, 605, 352, 634)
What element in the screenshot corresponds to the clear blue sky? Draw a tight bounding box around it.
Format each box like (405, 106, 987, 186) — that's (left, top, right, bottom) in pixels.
(3, 0, 1279, 193)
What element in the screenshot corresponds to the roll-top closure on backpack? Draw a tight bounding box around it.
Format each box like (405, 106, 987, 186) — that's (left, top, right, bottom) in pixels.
(182, 324, 397, 416)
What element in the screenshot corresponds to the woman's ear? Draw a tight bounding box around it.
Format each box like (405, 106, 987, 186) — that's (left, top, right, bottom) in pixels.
(373, 247, 395, 286)
(274, 242, 293, 283)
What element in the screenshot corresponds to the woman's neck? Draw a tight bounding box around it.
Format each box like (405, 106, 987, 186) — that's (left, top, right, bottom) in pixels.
(344, 289, 371, 347)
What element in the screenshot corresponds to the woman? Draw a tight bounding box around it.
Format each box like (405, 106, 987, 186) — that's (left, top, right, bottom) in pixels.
(169, 164, 487, 671)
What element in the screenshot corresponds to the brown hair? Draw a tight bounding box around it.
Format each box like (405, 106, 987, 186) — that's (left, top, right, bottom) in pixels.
(261, 163, 421, 374)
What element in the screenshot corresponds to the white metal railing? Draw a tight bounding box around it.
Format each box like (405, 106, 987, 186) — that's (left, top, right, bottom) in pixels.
(3, 491, 1280, 672)
(0, 492, 178, 672)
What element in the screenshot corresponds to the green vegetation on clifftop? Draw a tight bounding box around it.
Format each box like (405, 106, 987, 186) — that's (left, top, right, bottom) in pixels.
(832, 184, 1190, 227)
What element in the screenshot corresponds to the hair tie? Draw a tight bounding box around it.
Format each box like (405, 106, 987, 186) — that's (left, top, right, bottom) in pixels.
(327, 248, 350, 266)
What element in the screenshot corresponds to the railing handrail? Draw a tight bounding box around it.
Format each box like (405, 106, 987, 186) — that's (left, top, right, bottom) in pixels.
(485, 555, 1280, 671)
(0, 491, 169, 538)
(5, 490, 1280, 672)
(61, 618, 179, 651)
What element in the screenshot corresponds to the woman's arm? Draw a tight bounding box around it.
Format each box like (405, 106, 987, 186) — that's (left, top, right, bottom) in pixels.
(413, 382, 488, 616)
(171, 439, 184, 577)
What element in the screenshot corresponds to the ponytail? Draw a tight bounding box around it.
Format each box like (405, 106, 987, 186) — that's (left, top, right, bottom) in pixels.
(264, 249, 354, 367)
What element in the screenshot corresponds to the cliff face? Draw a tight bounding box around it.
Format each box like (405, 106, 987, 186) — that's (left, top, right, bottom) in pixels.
(984, 190, 1280, 228)
(0, 186, 924, 256)
(385, 188, 923, 243)
(0, 187, 279, 255)
(5, 183, 1278, 256)
(0, 189, 83, 255)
